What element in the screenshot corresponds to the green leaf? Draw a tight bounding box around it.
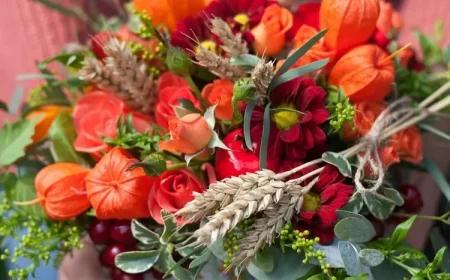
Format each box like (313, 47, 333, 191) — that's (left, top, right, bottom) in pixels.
(272, 29, 328, 81)
(243, 96, 260, 151)
(10, 174, 45, 217)
(341, 193, 364, 213)
(9, 84, 24, 114)
(358, 249, 384, 267)
(306, 274, 327, 280)
(0, 101, 8, 112)
(48, 111, 89, 165)
(253, 248, 274, 272)
(422, 157, 450, 202)
(269, 58, 329, 91)
(131, 219, 160, 245)
(155, 247, 194, 280)
(163, 246, 204, 278)
(160, 210, 177, 244)
(230, 54, 261, 67)
(334, 217, 376, 243)
(429, 247, 447, 274)
(380, 187, 404, 207)
(419, 123, 450, 141)
(322, 152, 352, 177)
(189, 249, 212, 269)
(443, 45, 450, 64)
(370, 258, 410, 280)
(338, 241, 363, 276)
(39, 53, 85, 70)
(389, 216, 416, 249)
(362, 193, 396, 220)
(34, 0, 89, 23)
(336, 210, 367, 221)
(177, 99, 202, 114)
(247, 247, 313, 280)
(0, 172, 17, 191)
(0, 118, 40, 166)
(259, 104, 271, 169)
(344, 273, 370, 280)
(208, 239, 226, 260)
(115, 250, 160, 274)
(130, 154, 167, 177)
(430, 227, 450, 272)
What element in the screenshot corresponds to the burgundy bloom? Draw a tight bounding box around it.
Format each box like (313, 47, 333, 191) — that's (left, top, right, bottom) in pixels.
(270, 77, 329, 160)
(171, 17, 214, 53)
(298, 165, 354, 226)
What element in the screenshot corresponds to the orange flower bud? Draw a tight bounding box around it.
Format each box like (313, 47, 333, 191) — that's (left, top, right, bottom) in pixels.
(31, 163, 90, 221)
(251, 4, 293, 56)
(26, 106, 68, 144)
(392, 126, 422, 164)
(159, 113, 213, 154)
(320, 0, 380, 53)
(134, 0, 212, 31)
(328, 44, 395, 102)
(201, 79, 234, 121)
(377, 0, 402, 35)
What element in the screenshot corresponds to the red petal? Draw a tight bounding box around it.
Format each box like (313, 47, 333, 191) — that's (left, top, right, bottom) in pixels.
(279, 124, 300, 143)
(317, 206, 337, 225)
(300, 211, 316, 221)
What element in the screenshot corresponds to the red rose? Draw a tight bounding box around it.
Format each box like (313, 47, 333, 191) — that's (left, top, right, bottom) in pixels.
(148, 169, 206, 225)
(74, 91, 152, 154)
(155, 72, 200, 130)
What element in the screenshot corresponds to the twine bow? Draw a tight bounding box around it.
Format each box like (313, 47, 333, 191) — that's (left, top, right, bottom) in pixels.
(354, 97, 414, 194)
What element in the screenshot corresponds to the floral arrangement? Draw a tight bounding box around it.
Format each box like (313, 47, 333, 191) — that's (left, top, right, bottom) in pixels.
(2, 0, 450, 279)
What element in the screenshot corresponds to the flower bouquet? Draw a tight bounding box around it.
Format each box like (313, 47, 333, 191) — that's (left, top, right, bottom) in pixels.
(2, 0, 450, 279)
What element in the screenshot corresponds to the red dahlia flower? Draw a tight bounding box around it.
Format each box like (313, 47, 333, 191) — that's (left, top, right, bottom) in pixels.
(270, 77, 329, 160)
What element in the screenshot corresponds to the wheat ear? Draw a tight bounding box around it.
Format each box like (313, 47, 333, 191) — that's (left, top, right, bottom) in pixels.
(251, 60, 275, 95)
(209, 17, 248, 57)
(195, 46, 246, 81)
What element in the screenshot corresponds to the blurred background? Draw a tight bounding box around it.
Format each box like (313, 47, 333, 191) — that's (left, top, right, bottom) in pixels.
(1, 0, 450, 279)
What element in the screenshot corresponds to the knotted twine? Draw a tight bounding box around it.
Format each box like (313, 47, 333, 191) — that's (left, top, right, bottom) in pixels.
(354, 97, 416, 194)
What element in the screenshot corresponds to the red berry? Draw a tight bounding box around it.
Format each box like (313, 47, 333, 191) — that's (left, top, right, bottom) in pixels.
(88, 219, 113, 245)
(368, 216, 385, 239)
(398, 184, 423, 213)
(372, 28, 390, 49)
(215, 129, 280, 180)
(100, 244, 128, 267)
(91, 31, 116, 60)
(111, 268, 144, 280)
(111, 220, 136, 245)
(150, 269, 164, 280)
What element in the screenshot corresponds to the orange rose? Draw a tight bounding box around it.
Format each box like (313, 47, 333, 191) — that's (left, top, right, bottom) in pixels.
(377, 0, 402, 35)
(392, 126, 422, 163)
(342, 101, 386, 141)
(26, 106, 69, 144)
(159, 113, 213, 154)
(134, 0, 212, 31)
(251, 4, 293, 56)
(201, 79, 234, 121)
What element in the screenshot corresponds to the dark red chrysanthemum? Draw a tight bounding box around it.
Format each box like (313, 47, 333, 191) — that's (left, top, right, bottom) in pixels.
(270, 77, 329, 160)
(171, 17, 214, 53)
(299, 165, 354, 226)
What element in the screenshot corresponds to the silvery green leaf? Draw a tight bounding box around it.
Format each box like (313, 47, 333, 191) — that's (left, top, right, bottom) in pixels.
(185, 149, 206, 166)
(160, 210, 177, 244)
(334, 217, 376, 243)
(337, 210, 367, 221)
(363, 193, 396, 220)
(252, 248, 274, 272)
(131, 220, 160, 245)
(358, 249, 384, 267)
(174, 106, 193, 118)
(341, 193, 364, 213)
(322, 152, 352, 177)
(208, 239, 226, 260)
(313, 239, 345, 268)
(338, 241, 363, 276)
(380, 187, 404, 206)
(189, 249, 212, 269)
(203, 104, 217, 129)
(208, 131, 230, 150)
(115, 250, 160, 273)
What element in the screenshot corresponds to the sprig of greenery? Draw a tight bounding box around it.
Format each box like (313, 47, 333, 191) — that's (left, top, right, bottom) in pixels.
(327, 86, 355, 133)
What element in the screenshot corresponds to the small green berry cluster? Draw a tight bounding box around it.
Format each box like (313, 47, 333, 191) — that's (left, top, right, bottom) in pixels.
(280, 224, 335, 279)
(395, 252, 425, 262)
(328, 100, 355, 133)
(223, 219, 254, 268)
(0, 199, 83, 280)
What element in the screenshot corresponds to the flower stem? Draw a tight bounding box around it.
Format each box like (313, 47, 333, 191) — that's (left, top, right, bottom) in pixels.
(184, 75, 208, 109)
(391, 257, 421, 275)
(167, 162, 188, 170)
(392, 212, 450, 226)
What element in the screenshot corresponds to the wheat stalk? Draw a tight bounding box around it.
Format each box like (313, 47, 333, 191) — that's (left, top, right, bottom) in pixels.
(209, 17, 248, 57)
(177, 170, 275, 221)
(251, 60, 275, 95)
(79, 38, 155, 114)
(195, 46, 246, 81)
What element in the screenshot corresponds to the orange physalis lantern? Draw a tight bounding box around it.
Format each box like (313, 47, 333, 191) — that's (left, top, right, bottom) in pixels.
(85, 147, 155, 220)
(26, 106, 68, 144)
(17, 163, 91, 221)
(319, 0, 380, 54)
(328, 44, 395, 102)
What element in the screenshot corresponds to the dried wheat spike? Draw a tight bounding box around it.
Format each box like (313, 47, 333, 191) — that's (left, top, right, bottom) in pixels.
(209, 17, 248, 57)
(176, 170, 275, 221)
(195, 46, 246, 81)
(192, 178, 287, 245)
(251, 60, 275, 95)
(79, 38, 155, 115)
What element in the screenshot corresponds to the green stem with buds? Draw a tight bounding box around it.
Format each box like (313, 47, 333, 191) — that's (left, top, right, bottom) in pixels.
(393, 211, 450, 226)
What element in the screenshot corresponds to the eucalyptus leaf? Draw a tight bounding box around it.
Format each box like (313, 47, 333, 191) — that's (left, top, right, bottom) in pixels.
(389, 216, 416, 249)
(334, 217, 376, 243)
(344, 273, 370, 280)
(259, 103, 271, 169)
(322, 152, 352, 177)
(115, 250, 160, 274)
(380, 187, 404, 207)
(253, 248, 274, 272)
(160, 210, 177, 244)
(0, 118, 40, 166)
(362, 193, 396, 220)
(336, 210, 367, 221)
(243, 96, 260, 151)
(358, 249, 384, 267)
(338, 241, 363, 276)
(131, 220, 160, 245)
(313, 239, 345, 268)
